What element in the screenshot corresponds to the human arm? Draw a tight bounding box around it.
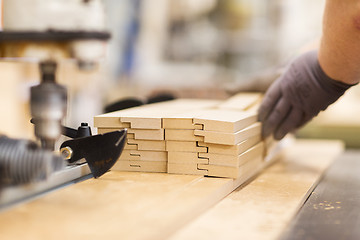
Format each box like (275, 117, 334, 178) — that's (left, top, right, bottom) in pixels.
(319, 0, 360, 84)
(258, 0, 360, 140)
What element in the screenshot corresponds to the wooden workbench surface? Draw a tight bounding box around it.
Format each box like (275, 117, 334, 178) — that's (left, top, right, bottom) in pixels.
(0, 139, 343, 240)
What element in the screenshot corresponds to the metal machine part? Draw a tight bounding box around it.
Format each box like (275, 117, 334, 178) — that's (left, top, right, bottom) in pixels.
(62, 122, 92, 139)
(0, 123, 126, 187)
(0, 0, 110, 68)
(2, 0, 106, 32)
(0, 0, 111, 150)
(30, 61, 67, 150)
(60, 129, 127, 178)
(0, 136, 64, 185)
(0, 1, 121, 208)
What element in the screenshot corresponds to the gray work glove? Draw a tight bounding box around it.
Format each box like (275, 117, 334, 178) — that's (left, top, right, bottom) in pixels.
(258, 50, 354, 140)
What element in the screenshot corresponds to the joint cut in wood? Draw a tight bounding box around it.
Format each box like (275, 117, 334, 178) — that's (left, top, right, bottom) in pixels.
(194, 122, 261, 145)
(114, 160, 167, 173)
(120, 149, 167, 162)
(166, 141, 207, 153)
(198, 135, 261, 156)
(95, 93, 282, 178)
(127, 129, 164, 140)
(127, 139, 166, 151)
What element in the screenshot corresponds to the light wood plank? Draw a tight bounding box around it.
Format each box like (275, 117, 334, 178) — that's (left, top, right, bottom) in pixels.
(165, 129, 204, 142)
(194, 122, 261, 145)
(199, 142, 264, 167)
(127, 139, 166, 151)
(0, 172, 236, 240)
(217, 92, 262, 111)
(114, 161, 167, 173)
(94, 99, 220, 129)
(200, 135, 261, 156)
(168, 152, 208, 165)
(162, 113, 197, 130)
(193, 109, 257, 133)
(166, 141, 208, 153)
(168, 163, 207, 175)
(119, 149, 167, 162)
(199, 155, 263, 179)
(94, 115, 130, 129)
(0, 140, 341, 240)
(170, 140, 344, 240)
(127, 128, 164, 140)
(97, 128, 121, 134)
(97, 128, 164, 141)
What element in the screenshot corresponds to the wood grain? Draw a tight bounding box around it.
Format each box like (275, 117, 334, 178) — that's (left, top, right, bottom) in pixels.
(0, 140, 343, 240)
(119, 149, 167, 161)
(217, 93, 262, 111)
(94, 99, 220, 129)
(170, 139, 344, 240)
(200, 135, 261, 155)
(194, 122, 261, 145)
(126, 139, 166, 151)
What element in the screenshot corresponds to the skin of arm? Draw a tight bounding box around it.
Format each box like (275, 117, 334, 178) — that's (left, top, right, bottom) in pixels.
(319, 0, 360, 84)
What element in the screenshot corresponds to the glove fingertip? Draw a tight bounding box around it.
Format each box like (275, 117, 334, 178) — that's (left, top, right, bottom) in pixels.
(274, 130, 286, 140)
(261, 124, 272, 139)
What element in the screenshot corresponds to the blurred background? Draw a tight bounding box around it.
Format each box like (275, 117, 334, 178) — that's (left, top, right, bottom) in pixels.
(1, 0, 360, 147)
(103, 0, 324, 98)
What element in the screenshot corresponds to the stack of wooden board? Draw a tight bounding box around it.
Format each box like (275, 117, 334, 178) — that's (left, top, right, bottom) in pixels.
(95, 99, 221, 173)
(95, 93, 273, 178)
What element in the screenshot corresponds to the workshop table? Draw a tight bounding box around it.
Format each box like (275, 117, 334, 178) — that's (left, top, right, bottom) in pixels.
(0, 139, 344, 240)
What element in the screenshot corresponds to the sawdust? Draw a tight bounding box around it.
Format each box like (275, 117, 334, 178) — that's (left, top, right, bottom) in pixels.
(312, 201, 342, 211)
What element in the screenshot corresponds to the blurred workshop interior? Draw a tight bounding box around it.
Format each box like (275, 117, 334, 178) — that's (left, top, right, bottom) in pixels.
(1, 0, 359, 147)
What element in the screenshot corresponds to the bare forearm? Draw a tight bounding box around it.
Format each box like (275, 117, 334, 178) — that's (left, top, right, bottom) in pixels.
(319, 0, 360, 84)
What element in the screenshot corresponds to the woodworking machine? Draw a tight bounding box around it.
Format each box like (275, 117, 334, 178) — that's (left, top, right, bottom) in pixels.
(0, 0, 126, 207)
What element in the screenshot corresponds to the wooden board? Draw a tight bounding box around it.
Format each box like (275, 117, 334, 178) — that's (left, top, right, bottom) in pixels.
(168, 142, 263, 167)
(126, 139, 166, 151)
(169, 139, 344, 240)
(98, 128, 164, 141)
(165, 123, 260, 145)
(97, 128, 120, 134)
(193, 109, 257, 133)
(162, 114, 200, 130)
(168, 151, 209, 165)
(165, 129, 204, 142)
(217, 93, 262, 111)
(95, 94, 258, 132)
(168, 142, 265, 178)
(200, 142, 264, 167)
(114, 160, 167, 172)
(119, 149, 167, 161)
(166, 136, 261, 156)
(127, 128, 164, 140)
(194, 122, 261, 145)
(279, 150, 360, 240)
(168, 163, 208, 176)
(0, 140, 343, 240)
(200, 135, 261, 155)
(162, 108, 257, 132)
(166, 141, 208, 153)
(95, 94, 263, 178)
(0, 172, 241, 240)
(94, 99, 220, 129)
(168, 153, 264, 179)
(199, 155, 264, 179)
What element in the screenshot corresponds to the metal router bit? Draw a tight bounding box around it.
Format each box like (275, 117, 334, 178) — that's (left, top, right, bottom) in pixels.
(30, 61, 67, 150)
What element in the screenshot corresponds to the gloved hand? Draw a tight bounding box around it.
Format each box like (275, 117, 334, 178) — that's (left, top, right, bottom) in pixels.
(258, 50, 354, 140)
